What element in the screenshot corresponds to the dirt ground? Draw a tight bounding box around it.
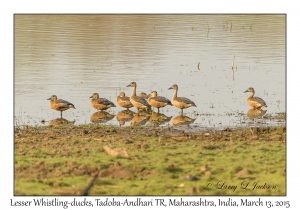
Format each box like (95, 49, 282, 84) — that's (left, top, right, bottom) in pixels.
(14, 124, 286, 196)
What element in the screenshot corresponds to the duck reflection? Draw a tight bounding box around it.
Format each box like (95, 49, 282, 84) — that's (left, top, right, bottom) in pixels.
(130, 113, 151, 126)
(49, 118, 75, 126)
(90, 111, 115, 124)
(116, 110, 135, 126)
(172, 115, 197, 127)
(149, 112, 172, 126)
(247, 108, 267, 120)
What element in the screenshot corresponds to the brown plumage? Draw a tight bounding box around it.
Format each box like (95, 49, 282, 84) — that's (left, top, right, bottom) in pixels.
(126, 82, 151, 111)
(90, 93, 116, 111)
(90, 111, 115, 124)
(147, 91, 173, 113)
(116, 92, 133, 110)
(138, 92, 150, 99)
(47, 95, 76, 118)
(168, 84, 197, 114)
(172, 115, 196, 127)
(244, 87, 267, 109)
(116, 110, 135, 126)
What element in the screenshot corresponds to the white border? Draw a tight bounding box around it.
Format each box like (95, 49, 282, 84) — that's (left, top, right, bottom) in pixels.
(1, 0, 296, 209)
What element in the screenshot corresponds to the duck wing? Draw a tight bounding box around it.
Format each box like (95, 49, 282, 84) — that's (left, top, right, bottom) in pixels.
(56, 99, 74, 106)
(96, 98, 115, 106)
(252, 97, 267, 106)
(177, 97, 196, 106)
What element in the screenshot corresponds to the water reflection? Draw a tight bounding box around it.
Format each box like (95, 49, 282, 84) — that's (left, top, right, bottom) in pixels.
(90, 111, 115, 124)
(130, 113, 151, 126)
(172, 115, 197, 127)
(149, 112, 172, 126)
(14, 15, 286, 128)
(246, 108, 267, 120)
(116, 110, 135, 126)
(49, 118, 75, 126)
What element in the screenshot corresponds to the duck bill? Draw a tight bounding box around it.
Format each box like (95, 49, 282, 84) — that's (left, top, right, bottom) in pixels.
(244, 90, 249, 93)
(89, 96, 93, 99)
(126, 84, 131, 87)
(168, 87, 173, 90)
(47, 98, 51, 100)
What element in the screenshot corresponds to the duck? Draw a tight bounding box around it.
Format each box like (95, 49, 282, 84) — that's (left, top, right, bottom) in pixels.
(147, 91, 172, 113)
(244, 87, 267, 109)
(47, 95, 76, 118)
(138, 92, 150, 99)
(126, 82, 151, 111)
(89, 93, 116, 111)
(168, 84, 197, 114)
(116, 92, 134, 110)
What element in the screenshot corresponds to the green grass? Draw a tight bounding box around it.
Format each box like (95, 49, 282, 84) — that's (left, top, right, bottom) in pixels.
(14, 125, 286, 195)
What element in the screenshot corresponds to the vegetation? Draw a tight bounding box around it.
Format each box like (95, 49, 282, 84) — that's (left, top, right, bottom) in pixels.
(14, 124, 286, 196)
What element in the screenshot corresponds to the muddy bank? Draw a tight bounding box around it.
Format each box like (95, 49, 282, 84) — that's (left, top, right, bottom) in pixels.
(14, 125, 286, 196)
(14, 123, 286, 142)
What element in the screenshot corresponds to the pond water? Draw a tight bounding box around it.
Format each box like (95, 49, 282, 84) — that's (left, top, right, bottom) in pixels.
(14, 14, 286, 130)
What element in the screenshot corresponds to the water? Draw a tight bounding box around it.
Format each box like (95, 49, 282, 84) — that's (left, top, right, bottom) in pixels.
(14, 14, 286, 129)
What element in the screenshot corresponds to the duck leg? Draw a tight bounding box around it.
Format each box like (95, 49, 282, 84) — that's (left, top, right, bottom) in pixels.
(60, 111, 63, 118)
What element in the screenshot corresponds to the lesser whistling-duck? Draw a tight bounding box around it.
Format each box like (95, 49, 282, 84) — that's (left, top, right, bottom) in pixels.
(116, 92, 133, 110)
(147, 91, 173, 113)
(126, 82, 151, 111)
(89, 93, 116, 111)
(47, 95, 76, 118)
(168, 84, 196, 114)
(138, 92, 150, 99)
(244, 87, 267, 109)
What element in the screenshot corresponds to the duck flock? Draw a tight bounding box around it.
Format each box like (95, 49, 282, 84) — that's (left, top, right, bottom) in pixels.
(47, 82, 267, 126)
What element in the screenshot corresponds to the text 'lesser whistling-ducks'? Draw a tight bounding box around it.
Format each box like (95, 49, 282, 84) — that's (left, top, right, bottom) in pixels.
(47, 95, 76, 118)
(89, 93, 116, 111)
(147, 91, 172, 113)
(244, 87, 267, 110)
(126, 82, 151, 112)
(168, 84, 196, 114)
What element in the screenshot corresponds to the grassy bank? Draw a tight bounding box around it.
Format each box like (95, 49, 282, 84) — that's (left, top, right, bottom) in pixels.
(14, 124, 286, 196)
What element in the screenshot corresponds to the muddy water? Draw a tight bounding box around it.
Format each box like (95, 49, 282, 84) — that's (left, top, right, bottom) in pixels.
(15, 15, 286, 129)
